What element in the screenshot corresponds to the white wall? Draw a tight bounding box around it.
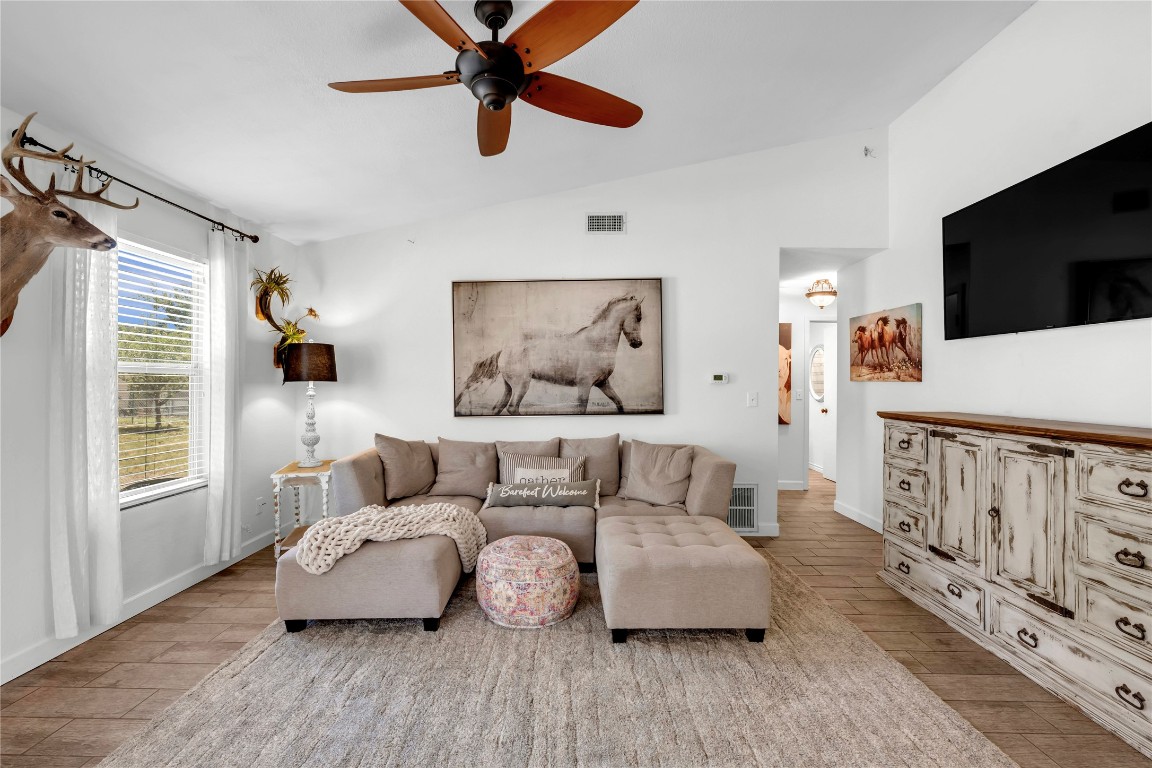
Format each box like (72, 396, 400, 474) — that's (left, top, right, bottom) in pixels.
(808, 320, 837, 475)
(835, 1, 1152, 528)
(777, 293, 832, 489)
(0, 108, 301, 681)
(300, 130, 888, 538)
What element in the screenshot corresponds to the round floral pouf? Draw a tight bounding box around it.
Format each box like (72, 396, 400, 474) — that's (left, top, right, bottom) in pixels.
(476, 535, 580, 628)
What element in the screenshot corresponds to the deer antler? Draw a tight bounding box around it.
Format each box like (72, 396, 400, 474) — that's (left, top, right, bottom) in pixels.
(3, 113, 138, 209)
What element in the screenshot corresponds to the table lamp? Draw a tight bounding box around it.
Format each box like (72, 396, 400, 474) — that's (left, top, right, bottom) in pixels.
(282, 341, 338, 468)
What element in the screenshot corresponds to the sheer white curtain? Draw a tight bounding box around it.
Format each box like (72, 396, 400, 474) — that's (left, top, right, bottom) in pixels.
(47, 186, 123, 639)
(203, 227, 248, 565)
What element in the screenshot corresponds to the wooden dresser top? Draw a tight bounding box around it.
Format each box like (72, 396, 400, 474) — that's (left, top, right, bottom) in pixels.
(877, 411, 1152, 450)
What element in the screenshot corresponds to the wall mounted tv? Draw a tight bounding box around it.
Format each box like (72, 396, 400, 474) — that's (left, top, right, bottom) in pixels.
(942, 122, 1151, 340)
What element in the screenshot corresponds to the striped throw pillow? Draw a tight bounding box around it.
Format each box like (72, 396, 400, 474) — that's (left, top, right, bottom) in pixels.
(498, 452, 586, 484)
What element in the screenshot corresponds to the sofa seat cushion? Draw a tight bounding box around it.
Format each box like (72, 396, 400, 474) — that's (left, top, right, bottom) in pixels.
(391, 495, 483, 515)
(595, 516, 771, 631)
(276, 535, 461, 621)
(479, 505, 596, 563)
(596, 496, 689, 521)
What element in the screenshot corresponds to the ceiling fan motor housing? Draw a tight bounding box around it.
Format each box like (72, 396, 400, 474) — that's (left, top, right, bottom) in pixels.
(457, 41, 526, 111)
(474, 0, 513, 30)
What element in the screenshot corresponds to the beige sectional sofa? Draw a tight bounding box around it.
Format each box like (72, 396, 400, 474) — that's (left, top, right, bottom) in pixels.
(326, 436, 737, 566)
(275, 434, 773, 639)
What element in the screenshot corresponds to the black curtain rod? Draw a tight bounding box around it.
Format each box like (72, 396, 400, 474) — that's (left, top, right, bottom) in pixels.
(12, 130, 260, 244)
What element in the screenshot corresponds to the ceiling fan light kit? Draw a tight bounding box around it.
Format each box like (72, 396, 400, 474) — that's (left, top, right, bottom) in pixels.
(330, 0, 643, 156)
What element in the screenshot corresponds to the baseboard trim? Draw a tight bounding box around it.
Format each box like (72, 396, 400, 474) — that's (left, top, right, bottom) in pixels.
(777, 480, 807, 491)
(1, 531, 274, 684)
(122, 532, 274, 613)
(808, 462, 824, 473)
(833, 500, 882, 533)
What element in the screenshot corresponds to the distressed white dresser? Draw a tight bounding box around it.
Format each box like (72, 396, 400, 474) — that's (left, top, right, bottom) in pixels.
(877, 411, 1152, 758)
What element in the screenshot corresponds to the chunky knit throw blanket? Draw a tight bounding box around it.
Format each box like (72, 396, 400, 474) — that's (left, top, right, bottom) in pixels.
(294, 503, 488, 575)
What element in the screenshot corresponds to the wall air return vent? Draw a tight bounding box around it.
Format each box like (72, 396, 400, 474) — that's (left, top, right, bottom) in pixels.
(728, 484, 758, 532)
(586, 212, 627, 234)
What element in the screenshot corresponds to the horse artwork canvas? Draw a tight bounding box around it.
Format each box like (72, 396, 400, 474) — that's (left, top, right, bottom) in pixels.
(453, 279, 664, 416)
(849, 302, 924, 382)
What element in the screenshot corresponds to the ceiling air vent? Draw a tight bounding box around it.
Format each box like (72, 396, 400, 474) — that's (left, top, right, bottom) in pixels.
(586, 212, 626, 234)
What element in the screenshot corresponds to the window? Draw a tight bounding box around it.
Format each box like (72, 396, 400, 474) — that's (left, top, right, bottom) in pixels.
(116, 239, 209, 506)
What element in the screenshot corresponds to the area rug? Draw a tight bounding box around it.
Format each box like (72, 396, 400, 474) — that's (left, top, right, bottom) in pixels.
(100, 554, 1016, 768)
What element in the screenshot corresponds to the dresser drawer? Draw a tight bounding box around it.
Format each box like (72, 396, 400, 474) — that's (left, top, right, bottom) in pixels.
(1078, 579, 1152, 663)
(885, 423, 928, 465)
(992, 597, 1152, 731)
(884, 500, 926, 548)
(1078, 451, 1152, 515)
(885, 540, 983, 628)
(1077, 515, 1152, 588)
(884, 463, 928, 507)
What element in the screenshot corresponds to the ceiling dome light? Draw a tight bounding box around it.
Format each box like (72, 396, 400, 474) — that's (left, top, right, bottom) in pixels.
(805, 278, 838, 309)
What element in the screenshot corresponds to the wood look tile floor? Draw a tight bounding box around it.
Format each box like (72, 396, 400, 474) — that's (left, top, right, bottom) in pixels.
(2, 473, 1148, 766)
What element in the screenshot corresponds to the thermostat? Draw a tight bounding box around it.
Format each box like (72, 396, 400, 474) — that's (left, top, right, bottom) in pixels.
(710, 373, 729, 384)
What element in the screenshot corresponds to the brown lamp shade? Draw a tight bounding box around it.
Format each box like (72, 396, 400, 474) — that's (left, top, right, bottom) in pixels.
(282, 343, 337, 384)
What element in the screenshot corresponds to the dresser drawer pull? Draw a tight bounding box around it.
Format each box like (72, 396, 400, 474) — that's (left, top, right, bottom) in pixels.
(898, 479, 912, 492)
(929, 429, 957, 440)
(1116, 617, 1147, 642)
(1115, 549, 1147, 569)
(897, 438, 912, 450)
(898, 521, 912, 533)
(946, 583, 963, 599)
(1118, 478, 1149, 498)
(1016, 628, 1039, 649)
(987, 507, 1000, 518)
(1115, 684, 1146, 711)
(897, 561, 911, 575)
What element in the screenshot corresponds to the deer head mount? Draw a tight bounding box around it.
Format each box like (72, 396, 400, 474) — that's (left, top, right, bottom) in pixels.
(0, 113, 139, 337)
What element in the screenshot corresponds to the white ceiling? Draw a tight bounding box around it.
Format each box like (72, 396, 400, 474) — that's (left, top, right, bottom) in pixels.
(0, 1, 1030, 244)
(779, 247, 881, 296)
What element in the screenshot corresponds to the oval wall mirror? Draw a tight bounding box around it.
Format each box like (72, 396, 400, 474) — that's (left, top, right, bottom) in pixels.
(809, 346, 826, 402)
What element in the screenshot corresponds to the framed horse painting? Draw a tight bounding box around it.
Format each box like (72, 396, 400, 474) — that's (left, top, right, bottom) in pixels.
(452, 279, 664, 416)
(848, 302, 923, 382)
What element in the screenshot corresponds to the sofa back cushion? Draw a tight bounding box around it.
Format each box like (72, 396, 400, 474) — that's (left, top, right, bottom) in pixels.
(495, 438, 559, 458)
(374, 434, 436, 501)
(618, 439, 694, 508)
(499, 453, 586, 484)
(560, 434, 620, 496)
(428, 438, 497, 497)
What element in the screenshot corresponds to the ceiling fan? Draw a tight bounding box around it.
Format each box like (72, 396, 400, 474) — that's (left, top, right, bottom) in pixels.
(329, 0, 643, 156)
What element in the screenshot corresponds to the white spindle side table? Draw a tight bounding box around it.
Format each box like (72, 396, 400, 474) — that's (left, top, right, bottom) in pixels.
(271, 460, 334, 558)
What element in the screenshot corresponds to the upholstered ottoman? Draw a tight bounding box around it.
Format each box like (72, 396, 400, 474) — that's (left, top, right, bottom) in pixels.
(276, 535, 462, 632)
(595, 516, 771, 642)
(476, 535, 580, 628)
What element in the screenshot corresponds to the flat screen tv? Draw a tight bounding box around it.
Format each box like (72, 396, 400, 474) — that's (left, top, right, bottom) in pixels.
(942, 122, 1152, 340)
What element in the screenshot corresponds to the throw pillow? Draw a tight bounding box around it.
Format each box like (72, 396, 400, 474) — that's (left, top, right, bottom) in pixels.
(560, 434, 621, 496)
(482, 479, 600, 509)
(499, 452, 586, 484)
(374, 434, 435, 501)
(428, 438, 497, 497)
(619, 440, 694, 508)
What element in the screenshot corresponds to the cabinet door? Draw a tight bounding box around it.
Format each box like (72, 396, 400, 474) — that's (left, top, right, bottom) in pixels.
(930, 432, 989, 575)
(990, 438, 1066, 605)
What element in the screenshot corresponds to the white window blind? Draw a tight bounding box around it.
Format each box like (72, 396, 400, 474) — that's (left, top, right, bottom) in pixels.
(116, 239, 209, 506)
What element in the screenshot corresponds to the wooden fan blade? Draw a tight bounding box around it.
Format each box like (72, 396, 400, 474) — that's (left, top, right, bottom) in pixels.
(520, 72, 642, 128)
(477, 102, 511, 157)
(328, 73, 460, 93)
(506, 0, 637, 72)
(399, 1, 486, 58)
